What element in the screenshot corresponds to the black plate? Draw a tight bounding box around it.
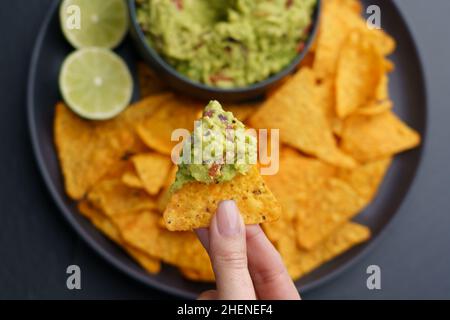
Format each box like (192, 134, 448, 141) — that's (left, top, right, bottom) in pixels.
(27, 0, 427, 299)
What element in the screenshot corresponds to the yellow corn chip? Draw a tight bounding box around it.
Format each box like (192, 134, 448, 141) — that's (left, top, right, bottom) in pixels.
(336, 31, 384, 118)
(355, 100, 393, 116)
(157, 165, 178, 213)
(314, 0, 395, 78)
(376, 74, 389, 101)
(335, 0, 362, 13)
(122, 93, 173, 128)
(118, 210, 212, 273)
(336, 158, 392, 204)
(249, 68, 356, 168)
(316, 78, 336, 127)
(132, 153, 172, 195)
(136, 97, 202, 155)
(341, 111, 421, 162)
(78, 201, 161, 273)
(54, 94, 172, 199)
(121, 170, 144, 189)
(284, 222, 370, 280)
(295, 177, 365, 249)
(87, 178, 156, 216)
(263, 147, 335, 220)
(164, 166, 281, 231)
(54, 103, 134, 199)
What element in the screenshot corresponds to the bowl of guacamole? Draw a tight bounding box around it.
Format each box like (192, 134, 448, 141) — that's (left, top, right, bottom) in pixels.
(128, 0, 321, 101)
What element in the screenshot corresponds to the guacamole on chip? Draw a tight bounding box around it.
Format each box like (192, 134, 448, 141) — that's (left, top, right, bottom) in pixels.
(136, 0, 317, 87)
(172, 100, 257, 191)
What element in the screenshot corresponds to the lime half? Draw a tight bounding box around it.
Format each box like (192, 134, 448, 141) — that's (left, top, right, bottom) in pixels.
(60, 0, 128, 49)
(59, 48, 133, 120)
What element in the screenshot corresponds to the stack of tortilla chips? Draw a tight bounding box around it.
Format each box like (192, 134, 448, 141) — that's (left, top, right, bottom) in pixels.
(54, 0, 420, 282)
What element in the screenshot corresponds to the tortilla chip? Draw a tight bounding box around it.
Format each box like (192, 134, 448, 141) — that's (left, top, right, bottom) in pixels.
(316, 78, 336, 127)
(137, 62, 168, 97)
(376, 60, 394, 102)
(121, 170, 144, 189)
(355, 100, 393, 116)
(132, 153, 172, 195)
(335, 0, 362, 13)
(249, 68, 356, 168)
(157, 165, 178, 213)
(277, 221, 370, 280)
(263, 147, 335, 221)
(54, 94, 173, 199)
(136, 96, 202, 155)
(122, 93, 173, 127)
(341, 111, 421, 162)
(376, 74, 389, 101)
(118, 210, 212, 272)
(295, 177, 365, 249)
(54, 103, 134, 199)
(87, 178, 156, 216)
(78, 201, 160, 273)
(336, 158, 392, 204)
(314, 0, 395, 78)
(336, 31, 384, 118)
(163, 166, 281, 231)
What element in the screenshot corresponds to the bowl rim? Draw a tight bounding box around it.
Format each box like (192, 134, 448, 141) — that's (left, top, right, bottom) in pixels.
(127, 0, 322, 94)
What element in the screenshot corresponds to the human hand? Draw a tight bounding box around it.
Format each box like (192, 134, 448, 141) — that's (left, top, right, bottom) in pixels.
(195, 200, 300, 300)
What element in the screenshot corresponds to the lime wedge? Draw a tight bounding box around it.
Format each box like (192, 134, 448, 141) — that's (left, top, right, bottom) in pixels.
(59, 48, 133, 120)
(60, 0, 128, 49)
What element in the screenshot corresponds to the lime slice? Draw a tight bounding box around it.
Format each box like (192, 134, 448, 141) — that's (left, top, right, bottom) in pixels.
(59, 48, 133, 120)
(60, 0, 128, 49)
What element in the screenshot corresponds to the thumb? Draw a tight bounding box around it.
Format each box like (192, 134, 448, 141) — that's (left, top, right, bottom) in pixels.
(208, 200, 256, 300)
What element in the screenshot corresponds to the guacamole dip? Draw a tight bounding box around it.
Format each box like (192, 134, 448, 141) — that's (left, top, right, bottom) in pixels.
(136, 0, 317, 88)
(172, 100, 257, 191)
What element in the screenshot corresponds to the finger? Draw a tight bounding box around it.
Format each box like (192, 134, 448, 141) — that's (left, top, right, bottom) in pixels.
(208, 200, 256, 300)
(195, 228, 210, 252)
(197, 290, 218, 300)
(246, 224, 300, 300)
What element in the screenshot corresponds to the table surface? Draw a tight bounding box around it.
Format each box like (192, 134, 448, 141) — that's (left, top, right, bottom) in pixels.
(1, 0, 449, 299)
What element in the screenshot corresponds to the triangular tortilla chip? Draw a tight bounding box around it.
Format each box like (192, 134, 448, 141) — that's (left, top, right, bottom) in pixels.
(117, 210, 212, 273)
(121, 170, 144, 189)
(314, 0, 395, 78)
(131, 153, 172, 195)
(136, 96, 202, 155)
(294, 177, 366, 249)
(355, 100, 393, 116)
(87, 178, 156, 217)
(336, 157, 392, 204)
(267, 219, 370, 280)
(78, 201, 161, 274)
(336, 31, 384, 118)
(54, 94, 170, 199)
(249, 68, 356, 168)
(163, 166, 281, 231)
(341, 110, 421, 162)
(263, 147, 335, 220)
(157, 165, 178, 213)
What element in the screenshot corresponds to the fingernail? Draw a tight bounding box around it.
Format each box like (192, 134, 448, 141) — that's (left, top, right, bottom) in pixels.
(216, 200, 241, 237)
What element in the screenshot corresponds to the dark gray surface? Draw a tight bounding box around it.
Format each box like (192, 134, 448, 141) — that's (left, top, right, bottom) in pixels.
(0, 0, 449, 299)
